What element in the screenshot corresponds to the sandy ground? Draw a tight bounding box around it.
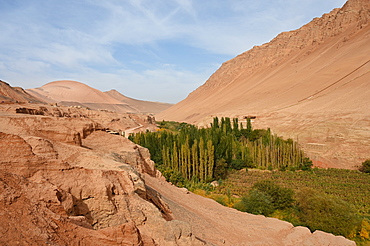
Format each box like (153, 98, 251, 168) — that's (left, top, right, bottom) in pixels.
(157, 2, 370, 169)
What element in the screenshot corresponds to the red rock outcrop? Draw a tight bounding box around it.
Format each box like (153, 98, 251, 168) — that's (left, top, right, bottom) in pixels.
(157, 0, 370, 169)
(0, 80, 45, 104)
(0, 104, 356, 243)
(0, 116, 203, 245)
(0, 171, 153, 245)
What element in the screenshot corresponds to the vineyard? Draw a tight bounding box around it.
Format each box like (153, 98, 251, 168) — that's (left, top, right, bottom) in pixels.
(208, 168, 370, 244)
(216, 168, 370, 217)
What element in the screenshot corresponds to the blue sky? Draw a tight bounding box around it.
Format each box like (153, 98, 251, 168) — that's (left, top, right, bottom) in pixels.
(0, 0, 347, 103)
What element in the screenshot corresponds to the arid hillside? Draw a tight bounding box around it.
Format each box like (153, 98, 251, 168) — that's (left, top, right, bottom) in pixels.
(105, 89, 173, 115)
(0, 80, 45, 104)
(27, 80, 172, 114)
(0, 81, 355, 245)
(157, 0, 370, 169)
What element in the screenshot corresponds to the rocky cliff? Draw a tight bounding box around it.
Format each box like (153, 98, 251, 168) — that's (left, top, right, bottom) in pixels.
(157, 0, 370, 169)
(0, 103, 356, 244)
(0, 103, 203, 245)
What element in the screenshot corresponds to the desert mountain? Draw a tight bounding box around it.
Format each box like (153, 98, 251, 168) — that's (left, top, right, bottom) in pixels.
(27, 80, 172, 114)
(158, 0, 370, 169)
(105, 89, 173, 115)
(0, 102, 355, 245)
(0, 80, 45, 104)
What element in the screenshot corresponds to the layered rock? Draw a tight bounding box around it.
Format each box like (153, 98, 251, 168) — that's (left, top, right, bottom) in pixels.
(0, 102, 353, 246)
(0, 102, 356, 244)
(0, 113, 204, 245)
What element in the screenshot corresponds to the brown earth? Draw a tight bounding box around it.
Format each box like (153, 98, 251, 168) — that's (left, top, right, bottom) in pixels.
(0, 104, 355, 244)
(0, 103, 202, 245)
(105, 89, 173, 115)
(0, 80, 45, 104)
(26, 80, 172, 114)
(157, 0, 370, 170)
(0, 2, 363, 243)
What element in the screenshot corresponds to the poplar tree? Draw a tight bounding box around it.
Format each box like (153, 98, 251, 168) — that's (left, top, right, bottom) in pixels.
(172, 142, 179, 172)
(207, 139, 215, 180)
(246, 118, 252, 138)
(199, 137, 205, 182)
(192, 139, 199, 179)
(130, 117, 310, 183)
(212, 116, 219, 129)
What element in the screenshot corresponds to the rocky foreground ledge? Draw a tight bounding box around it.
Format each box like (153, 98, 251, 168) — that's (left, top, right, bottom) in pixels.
(0, 104, 355, 245)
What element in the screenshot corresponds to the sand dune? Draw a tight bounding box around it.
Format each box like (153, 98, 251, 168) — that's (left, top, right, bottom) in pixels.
(27, 80, 120, 104)
(27, 80, 172, 114)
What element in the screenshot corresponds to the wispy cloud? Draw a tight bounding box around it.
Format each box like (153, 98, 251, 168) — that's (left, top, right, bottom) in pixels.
(0, 0, 347, 103)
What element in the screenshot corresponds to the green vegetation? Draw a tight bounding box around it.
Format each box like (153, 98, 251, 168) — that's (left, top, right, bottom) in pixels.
(360, 159, 370, 173)
(129, 117, 310, 185)
(217, 168, 370, 216)
(213, 169, 370, 243)
(233, 181, 359, 237)
(295, 188, 359, 237)
(234, 180, 294, 216)
(128, 118, 370, 243)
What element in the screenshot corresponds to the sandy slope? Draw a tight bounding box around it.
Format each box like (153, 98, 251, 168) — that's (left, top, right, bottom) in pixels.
(27, 80, 172, 114)
(105, 89, 173, 114)
(157, 0, 370, 169)
(0, 80, 45, 104)
(27, 80, 120, 104)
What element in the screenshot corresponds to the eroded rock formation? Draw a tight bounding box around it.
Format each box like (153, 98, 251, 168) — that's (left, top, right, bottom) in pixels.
(0, 102, 356, 245)
(0, 104, 204, 245)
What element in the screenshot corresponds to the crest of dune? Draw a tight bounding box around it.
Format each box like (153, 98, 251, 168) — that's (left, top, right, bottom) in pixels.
(27, 80, 172, 114)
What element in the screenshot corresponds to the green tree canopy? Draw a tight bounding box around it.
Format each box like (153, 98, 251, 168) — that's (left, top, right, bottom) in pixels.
(296, 188, 359, 237)
(359, 159, 370, 173)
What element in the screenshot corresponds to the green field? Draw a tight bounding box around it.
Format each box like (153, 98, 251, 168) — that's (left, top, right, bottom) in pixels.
(215, 168, 370, 216)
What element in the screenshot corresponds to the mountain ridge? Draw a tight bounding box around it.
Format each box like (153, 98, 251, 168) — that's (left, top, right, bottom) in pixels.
(26, 80, 172, 114)
(157, 0, 370, 169)
(0, 80, 45, 104)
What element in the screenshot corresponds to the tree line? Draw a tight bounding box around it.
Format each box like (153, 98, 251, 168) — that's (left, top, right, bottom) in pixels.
(129, 117, 312, 184)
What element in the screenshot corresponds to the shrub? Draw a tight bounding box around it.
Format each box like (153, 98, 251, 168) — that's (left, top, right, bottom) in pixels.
(233, 180, 294, 216)
(300, 157, 313, 171)
(230, 159, 247, 170)
(252, 180, 295, 210)
(235, 190, 275, 216)
(359, 159, 370, 173)
(296, 188, 359, 237)
(358, 218, 370, 239)
(208, 194, 231, 207)
(161, 169, 186, 187)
